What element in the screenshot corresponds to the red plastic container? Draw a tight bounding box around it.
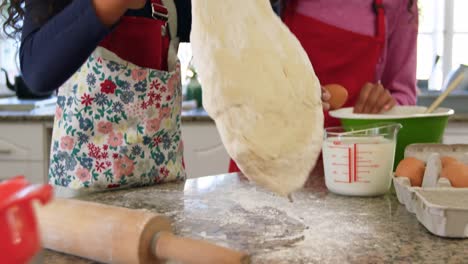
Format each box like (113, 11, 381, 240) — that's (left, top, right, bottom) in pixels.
(0, 176, 53, 264)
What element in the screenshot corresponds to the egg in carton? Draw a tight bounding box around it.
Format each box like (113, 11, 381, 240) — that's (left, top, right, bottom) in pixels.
(393, 143, 468, 238)
(394, 144, 468, 211)
(426, 153, 468, 188)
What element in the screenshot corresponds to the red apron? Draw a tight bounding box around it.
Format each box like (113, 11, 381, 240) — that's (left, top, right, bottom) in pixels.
(228, 0, 386, 173)
(99, 0, 170, 70)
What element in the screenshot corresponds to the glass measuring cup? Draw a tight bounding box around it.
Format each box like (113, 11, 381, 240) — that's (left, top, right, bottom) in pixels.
(322, 123, 402, 196)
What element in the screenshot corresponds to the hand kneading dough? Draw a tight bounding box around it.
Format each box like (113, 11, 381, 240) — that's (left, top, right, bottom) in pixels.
(190, 0, 324, 196)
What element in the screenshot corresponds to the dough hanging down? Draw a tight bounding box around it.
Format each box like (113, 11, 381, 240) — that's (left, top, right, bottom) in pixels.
(190, 0, 324, 196)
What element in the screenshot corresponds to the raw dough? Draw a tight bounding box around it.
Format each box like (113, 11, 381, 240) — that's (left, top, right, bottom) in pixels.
(190, 0, 324, 196)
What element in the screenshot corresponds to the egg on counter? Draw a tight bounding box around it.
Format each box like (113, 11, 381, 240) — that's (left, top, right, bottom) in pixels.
(395, 157, 425, 187)
(441, 162, 468, 188)
(324, 84, 348, 110)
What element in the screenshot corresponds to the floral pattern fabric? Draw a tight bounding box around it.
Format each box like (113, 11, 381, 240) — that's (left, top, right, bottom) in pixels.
(49, 47, 186, 190)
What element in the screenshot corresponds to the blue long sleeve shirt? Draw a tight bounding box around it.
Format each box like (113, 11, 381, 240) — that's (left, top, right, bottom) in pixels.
(20, 0, 192, 95)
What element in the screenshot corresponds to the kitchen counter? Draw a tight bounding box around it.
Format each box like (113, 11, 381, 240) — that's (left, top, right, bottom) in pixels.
(0, 106, 213, 123)
(449, 114, 468, 122)
(43, 173, 468, 263)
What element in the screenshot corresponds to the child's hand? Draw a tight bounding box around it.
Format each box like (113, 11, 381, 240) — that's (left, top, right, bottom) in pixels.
(321, 86, 331, 111)
(353, 82, 396, 114)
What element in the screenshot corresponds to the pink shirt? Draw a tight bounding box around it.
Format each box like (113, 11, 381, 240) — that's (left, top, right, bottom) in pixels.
(295, 0, 418, 105)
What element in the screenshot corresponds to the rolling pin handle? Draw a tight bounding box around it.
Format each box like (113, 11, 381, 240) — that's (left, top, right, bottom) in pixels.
(151, 231, 250, 264)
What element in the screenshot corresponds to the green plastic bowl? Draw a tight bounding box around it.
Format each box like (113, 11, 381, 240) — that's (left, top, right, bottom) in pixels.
(329, 106, 454, 170)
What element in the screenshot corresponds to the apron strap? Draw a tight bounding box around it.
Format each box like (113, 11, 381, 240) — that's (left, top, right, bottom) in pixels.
(150, 0, 178, 42)
(151, 0, 169, 21)
(373, 0, 386, 79)
(161, 0, 179, 71)
(161, 0, 178, 43)
(373, 0, 386, 41)
(150, 0, 179, 71)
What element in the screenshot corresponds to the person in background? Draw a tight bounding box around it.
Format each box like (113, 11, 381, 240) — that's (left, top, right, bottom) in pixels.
(229, 0, 419, 173)
(282, 0, 418, 116)
(1, 0, 192, 192)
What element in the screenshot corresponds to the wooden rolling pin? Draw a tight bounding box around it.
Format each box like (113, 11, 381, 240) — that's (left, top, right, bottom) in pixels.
(35, 198, 249, 264)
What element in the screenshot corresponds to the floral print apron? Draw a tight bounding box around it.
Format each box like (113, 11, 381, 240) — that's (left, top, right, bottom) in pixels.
(49, 0, 186, 191)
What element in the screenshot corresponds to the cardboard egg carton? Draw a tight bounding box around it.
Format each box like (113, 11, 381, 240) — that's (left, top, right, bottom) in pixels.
(392, 143, 468, 238)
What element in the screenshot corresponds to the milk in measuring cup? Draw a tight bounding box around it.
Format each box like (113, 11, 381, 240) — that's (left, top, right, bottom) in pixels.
(322, 136, 396, 196)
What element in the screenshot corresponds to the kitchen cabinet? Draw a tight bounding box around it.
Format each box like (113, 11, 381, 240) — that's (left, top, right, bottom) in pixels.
(443, 122, 468, 144)
(0, 161, 44, 183)
(181, 122, 230, 178)
(0, 123, 49, 183)
(0, 120, 229, 183)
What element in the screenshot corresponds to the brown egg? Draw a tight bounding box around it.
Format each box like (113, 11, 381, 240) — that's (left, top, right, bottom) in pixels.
(440, 162, 468, 188)
(395, 157, 425, 187)
(324, 84, 348, 110)
(440, 156, 460, 168)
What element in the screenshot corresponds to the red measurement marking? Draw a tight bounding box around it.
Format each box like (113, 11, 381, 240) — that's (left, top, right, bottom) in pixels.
(358, 171, 371, 174)
(348, 148, 352, 183)
(358, 151, 373, 154)
(358, 160, 371, 163)
(354, 144, 357, 182)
